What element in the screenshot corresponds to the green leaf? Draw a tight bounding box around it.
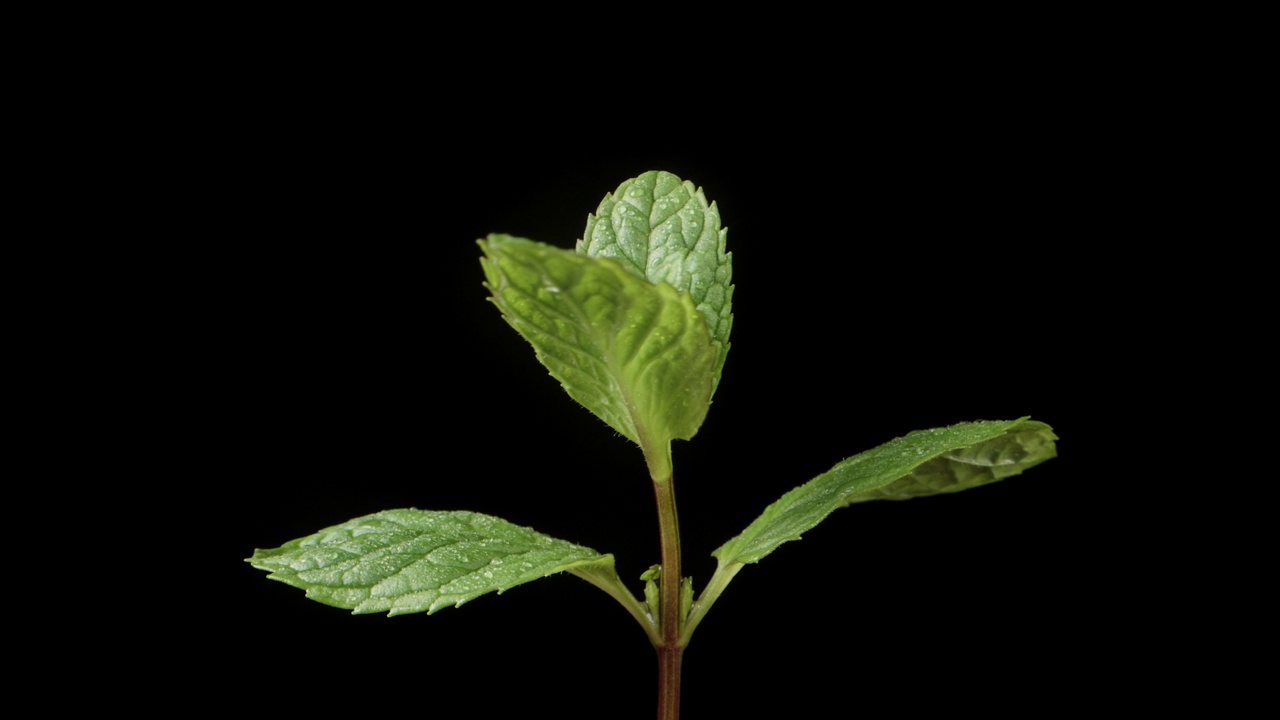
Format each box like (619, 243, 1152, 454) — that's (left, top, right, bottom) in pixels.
(642, 565, 661, 620)
(577, 170, 733, 394)
(480, 234, 716, 478)
(246, 509, 613, 617)
(712, 418, 1057, 566)
(841, 420, 1058, 504)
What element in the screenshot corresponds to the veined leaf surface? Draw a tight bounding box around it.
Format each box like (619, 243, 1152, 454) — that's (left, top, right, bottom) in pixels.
(480, 234, 716, 477)
(577, 170, 733, 393)
(246, 509, 613, 617)
(712, 418, 1057, 566)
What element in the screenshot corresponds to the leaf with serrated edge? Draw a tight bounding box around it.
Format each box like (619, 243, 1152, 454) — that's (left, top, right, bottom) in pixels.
(480, 234, 715, 477)
(712, 418, 1056, 566)
(246, 509, 612, 617)
(577, 170, 733, 393)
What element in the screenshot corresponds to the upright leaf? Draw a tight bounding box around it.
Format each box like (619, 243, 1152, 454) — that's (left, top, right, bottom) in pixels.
(577, 170, 733, 393)
(480, 235, 716, 478)
(246, 509, 614, 617)
(712, 418, 1057, 566)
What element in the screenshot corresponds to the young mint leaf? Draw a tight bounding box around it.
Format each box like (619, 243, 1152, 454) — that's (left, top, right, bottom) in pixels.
(480, 234, 716, 479)
(246, 509, 614, 617)
(577, 170, 733, 393)
(711, 418, 1056, 567)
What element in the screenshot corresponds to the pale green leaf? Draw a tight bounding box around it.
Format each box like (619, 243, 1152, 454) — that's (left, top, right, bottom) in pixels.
(680, 576, 694, 627)
(577, 170, 733, 393)
(642, 565, 661, 622)
(712, 418, 1056, 566)
(246, 509, 612, 617)
(480, 234, 716, 476)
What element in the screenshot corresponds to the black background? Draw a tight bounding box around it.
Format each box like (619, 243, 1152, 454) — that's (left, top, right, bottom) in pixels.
(156, 49, 1143, 718)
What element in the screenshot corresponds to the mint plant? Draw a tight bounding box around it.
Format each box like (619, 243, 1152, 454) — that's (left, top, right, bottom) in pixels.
(246, 170, 1058, 720)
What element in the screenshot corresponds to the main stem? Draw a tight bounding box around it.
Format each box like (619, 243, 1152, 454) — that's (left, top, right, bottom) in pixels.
(653, 473, 683, 720)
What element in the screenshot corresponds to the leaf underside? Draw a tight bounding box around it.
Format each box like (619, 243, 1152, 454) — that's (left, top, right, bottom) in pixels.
(712, 418, 1058, 566)
(842, 420, 1058, 503)
(246, 509, 612, 617)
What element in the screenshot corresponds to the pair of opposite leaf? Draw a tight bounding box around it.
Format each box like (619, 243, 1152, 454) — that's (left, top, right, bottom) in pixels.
(247, 170, 1057, 638)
